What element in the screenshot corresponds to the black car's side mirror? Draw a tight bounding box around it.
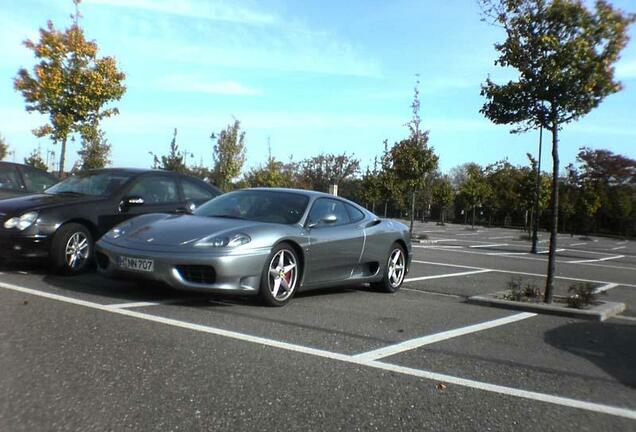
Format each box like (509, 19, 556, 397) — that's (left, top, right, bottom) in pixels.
(176, 200, 197, 215)
(119, 196, 145, 213)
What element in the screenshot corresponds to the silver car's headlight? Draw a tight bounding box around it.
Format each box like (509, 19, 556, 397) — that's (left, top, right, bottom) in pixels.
(195, 233, 251, 248)
(4, 212, 38, 231)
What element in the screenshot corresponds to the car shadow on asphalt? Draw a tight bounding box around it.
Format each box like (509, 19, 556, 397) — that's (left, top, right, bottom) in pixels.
(544, 321, 636, 389)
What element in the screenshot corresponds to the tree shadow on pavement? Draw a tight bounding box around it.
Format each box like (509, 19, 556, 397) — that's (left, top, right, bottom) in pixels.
(544, 321, 636, 388)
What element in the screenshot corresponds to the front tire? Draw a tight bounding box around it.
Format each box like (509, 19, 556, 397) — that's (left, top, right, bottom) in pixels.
(372, 243, 406, 293)
(50, 223, 93, 274)
(259, 243, 300, 307)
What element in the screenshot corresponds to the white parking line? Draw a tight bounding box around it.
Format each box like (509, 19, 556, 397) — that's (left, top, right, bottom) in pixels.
(1, 281, 635, 420)
(486, 252, 528, 256)
(353, 312, 536, 361)
(568, 242, 587, 247)
(415, 247, 636, 271)
(488, 236, 514, 240)
(106, 301, 162, 309)
(594, 283, 618, 294)
(537, 249, 566, 254)
(456, 232, 479, 236)
(611, 246, 626, 251)
(469, 243, 509, 248)
(411, 260, 636, 288)
(569, 255, 625, 264)
(415, 245, 464, 249)
(404, 269, 491, 283)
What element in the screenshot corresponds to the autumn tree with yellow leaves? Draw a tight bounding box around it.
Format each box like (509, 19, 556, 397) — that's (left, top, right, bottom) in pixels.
(14, 0, 126, 176)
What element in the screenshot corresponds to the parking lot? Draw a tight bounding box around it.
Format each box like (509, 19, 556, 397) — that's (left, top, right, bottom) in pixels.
(1, 221, 635, 431)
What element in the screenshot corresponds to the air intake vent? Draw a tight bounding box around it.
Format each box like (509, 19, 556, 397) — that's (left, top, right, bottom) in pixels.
(176, 265, 216, 284)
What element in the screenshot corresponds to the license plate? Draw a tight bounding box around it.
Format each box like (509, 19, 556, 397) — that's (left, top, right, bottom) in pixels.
(118, 256, 154, 272)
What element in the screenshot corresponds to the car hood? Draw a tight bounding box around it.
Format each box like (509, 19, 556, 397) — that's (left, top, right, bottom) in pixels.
(116, 214, 275, 248)
(0, 193, 105, 215)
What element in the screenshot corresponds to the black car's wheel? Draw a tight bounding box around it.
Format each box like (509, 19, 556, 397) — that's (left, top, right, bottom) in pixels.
(50, 223, 93, 274)
(372, 243, 406, 293)
(259, 243, 300, 307)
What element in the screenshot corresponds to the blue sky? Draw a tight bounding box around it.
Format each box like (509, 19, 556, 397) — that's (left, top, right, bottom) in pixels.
(1, 0, 635, 174)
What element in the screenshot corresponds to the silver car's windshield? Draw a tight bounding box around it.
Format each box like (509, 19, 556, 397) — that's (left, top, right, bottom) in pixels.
(195, 190, 309, 224)
(46, 172, 132, 196)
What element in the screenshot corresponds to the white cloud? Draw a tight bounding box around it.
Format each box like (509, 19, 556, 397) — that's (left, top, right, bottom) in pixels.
(84, 1, 380, 77)
(87, 0, 277, 25)
(154, 74, 262, 96)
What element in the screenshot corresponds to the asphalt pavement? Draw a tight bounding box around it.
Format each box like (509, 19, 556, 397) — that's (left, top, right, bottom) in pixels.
(1, 221, 635, 431)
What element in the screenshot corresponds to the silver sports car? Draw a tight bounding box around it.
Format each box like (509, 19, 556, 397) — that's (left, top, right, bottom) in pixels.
(96, 188, 411, 306)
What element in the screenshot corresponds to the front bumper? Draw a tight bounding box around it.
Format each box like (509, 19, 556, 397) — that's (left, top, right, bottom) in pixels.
(95, 240, 271, 295)
(0, 232, 51, 260)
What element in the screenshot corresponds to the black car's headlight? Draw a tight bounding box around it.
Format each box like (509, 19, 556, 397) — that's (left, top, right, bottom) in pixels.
(4, 212, 38, 231)
(195, 233, 251, 248)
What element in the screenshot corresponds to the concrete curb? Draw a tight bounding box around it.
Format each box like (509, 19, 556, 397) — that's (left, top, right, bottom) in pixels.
(467, 291, 625, 321)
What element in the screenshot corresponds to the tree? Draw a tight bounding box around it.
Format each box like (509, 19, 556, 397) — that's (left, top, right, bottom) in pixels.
(212, 120, 246, 191)
(0, 134, 8, 160)
(485, 159, 521, 226)
(243, 146, 295, 188)
(390, 77, 439, 233)
(77, 127, 110, 170)
(480, 0, 634, 303)
(432, 176, 454, 225)
(24, 147, 48, 171)
(151, 128, 188, 173)
(298, 153, 360, 192)
(14, 0, 126, 177)
(360, 157, 383, 212)
(516, 155, 550, 231)
(459, 164, 491, 228)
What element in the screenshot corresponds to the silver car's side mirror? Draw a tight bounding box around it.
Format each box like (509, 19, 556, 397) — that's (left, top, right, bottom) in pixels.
(322, 214, 338, 224)
(307, 214, 338, 229)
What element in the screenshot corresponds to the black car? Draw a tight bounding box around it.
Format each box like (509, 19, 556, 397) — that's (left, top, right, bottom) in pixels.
(0, 161, 58, 199)
(0, 168, 221, 273)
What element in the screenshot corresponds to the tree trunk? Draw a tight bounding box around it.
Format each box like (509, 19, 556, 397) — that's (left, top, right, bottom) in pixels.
(58, 137, 67, 178)
(471, 206, 475, 229)
(409, 190, 415, 234)
(531, 126, 543, 254)
(544, 121, 559, 304)
(371, 202, 375, 213)
(440, 206, 445, 225)
(384, 201, 388, 218)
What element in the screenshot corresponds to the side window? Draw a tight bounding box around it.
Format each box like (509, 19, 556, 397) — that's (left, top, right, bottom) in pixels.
(21, 167, 56, 192)
(307, 198, 351, 227)
(0, 165, 22, 191)
(346, 204, 365, 223)
(183, 179, 216, 202)
(128, 176, 178, 204)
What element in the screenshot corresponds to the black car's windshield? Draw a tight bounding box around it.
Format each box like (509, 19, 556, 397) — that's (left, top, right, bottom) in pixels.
(195, 190, 309, 224)
(46, 172, 132, 197)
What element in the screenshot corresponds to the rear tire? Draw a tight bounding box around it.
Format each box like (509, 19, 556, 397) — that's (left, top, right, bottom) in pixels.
(371, 243, 406, 293)
(259, 243, 300, 307)
(50, 223, 93, 274)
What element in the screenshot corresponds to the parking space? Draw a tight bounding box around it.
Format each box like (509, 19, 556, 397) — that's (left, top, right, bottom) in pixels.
(2, 221, 635, 430)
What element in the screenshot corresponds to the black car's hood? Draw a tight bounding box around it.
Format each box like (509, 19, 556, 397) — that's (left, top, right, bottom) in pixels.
(121, 215, 264, 246)
(0, 193, 106, 216)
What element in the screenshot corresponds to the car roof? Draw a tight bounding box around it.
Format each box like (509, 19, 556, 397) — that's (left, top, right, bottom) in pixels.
(0, 160, 48, 171)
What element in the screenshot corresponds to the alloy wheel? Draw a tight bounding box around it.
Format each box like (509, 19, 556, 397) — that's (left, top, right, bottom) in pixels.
(65, 232, 89, 270)
(268, 249, 298, 301)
